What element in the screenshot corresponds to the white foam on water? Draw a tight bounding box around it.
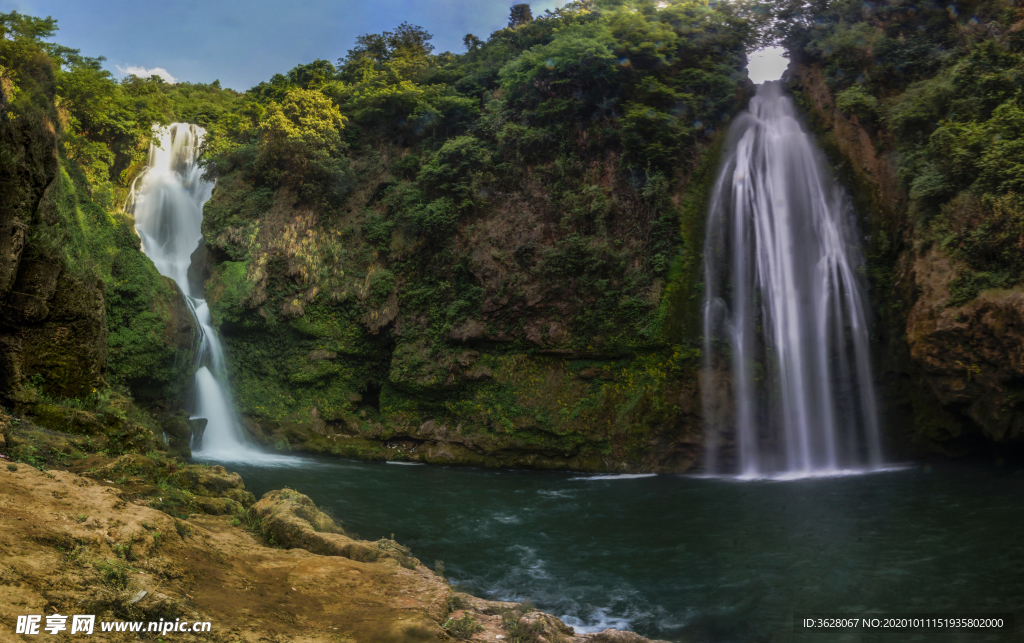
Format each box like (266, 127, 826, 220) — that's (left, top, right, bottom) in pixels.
(560, 609, 634, 634)
(569, 474, 658, 481)
(691, 463, 913, 482)
(191, 449, 305, 467)
(492, 513, 523, 525)
(385, 461, 425, 466)
(537, 489, 577, 498)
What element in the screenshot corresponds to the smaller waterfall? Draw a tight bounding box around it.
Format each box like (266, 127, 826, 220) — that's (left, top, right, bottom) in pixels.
(132, 123, 267, 462)
(702, 82, 883, 478)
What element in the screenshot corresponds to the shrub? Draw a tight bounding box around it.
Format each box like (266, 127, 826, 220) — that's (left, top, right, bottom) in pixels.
(443, 613, 484, 639)
(417, 135, 491, 203)
(835, 84, 878, 122)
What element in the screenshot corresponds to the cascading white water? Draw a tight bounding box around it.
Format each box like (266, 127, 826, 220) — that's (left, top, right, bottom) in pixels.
(132, 123, 261, 461)
(701, 82, 883, 478)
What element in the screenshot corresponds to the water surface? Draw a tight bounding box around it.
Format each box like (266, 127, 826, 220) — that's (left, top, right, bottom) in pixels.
(212, 456, 1024, 642)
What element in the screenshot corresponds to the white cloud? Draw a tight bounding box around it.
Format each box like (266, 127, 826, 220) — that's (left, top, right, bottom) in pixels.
(116, 65, 177, 84)
(747, 47, 789, 85)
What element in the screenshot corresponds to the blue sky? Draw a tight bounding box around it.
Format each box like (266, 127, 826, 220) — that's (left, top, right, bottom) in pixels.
(3, 0, 570, 90)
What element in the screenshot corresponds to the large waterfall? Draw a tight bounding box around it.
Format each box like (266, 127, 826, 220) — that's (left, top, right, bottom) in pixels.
(701, 82, 882, 478)
(132, 123, 259, 461)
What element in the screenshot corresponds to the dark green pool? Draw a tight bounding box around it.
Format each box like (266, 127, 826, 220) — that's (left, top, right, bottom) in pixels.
(207, 456, 1024, 642)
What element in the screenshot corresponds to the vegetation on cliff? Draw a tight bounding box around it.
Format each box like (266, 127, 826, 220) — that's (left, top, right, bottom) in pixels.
(184, 0, 756, 470)
(777, 0, 1024, 452)
(0, 11, 235, 438)
(777, 0, 1024, 305)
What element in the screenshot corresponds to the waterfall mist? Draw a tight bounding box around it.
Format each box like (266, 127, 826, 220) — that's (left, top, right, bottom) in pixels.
(701, 82, 883, 478)
(132, 123, 281, 463)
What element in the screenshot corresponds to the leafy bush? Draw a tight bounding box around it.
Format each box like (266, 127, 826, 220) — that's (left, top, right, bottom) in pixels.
(255, 88, 350, 202)
(417, 135, 491, 203)
(835, 84, 878, 122)
(367, 268, 396, 307)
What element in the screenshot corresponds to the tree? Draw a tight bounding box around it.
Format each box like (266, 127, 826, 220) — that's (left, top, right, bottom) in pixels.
(341, 22, 435, 67)
(389, 22, 434, 59)
(286, 59, 337, 89)
(256, 88, 347, 191)
(509, 4, 534, 28)
(0, 10, 57, 42)
(463, 34, 483, 51)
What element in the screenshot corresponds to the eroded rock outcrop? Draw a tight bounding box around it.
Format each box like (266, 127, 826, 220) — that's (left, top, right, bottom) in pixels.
(0, 458, 667, 643)
(905, 249, 1024, 446)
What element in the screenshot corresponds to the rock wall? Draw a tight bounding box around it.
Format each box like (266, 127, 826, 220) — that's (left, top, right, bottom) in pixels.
(200, 137, 730, 473)
(0, 81, 107, 402)
(0, 56, 198, 428)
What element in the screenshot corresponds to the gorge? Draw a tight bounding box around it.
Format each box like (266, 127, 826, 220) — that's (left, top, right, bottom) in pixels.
(2, 0, 1024, 640)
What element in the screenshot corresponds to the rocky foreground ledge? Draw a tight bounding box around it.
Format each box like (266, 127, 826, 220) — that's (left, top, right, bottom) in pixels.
(0, 462, 665, 642)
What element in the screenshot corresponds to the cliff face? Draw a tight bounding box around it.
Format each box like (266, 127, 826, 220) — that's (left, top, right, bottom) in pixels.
(789, 62, 1024, 456)
(182, 0, 758, 472)
(201, 140, 726, 472)
(0, 69, 108, 403)
(0, 47, 198, 436)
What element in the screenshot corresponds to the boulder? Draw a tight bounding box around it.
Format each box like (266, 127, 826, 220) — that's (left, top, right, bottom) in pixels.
(196, 465, 244, 494)
(251, 489, 418, 566)
(188, 417, 207, 449)
(194, 495, 243, 516)
(161, 411, 192, 458)
(251, 489, 373, 560)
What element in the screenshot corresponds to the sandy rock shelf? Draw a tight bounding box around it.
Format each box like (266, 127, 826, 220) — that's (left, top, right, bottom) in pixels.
(0, 464, 665, 643)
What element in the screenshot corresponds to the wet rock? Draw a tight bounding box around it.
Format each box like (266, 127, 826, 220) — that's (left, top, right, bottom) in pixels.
(905, 247, 1024, 446)
(1, 260, 61, 324)
(186, 238, 211, 297)
(251, 489, 377, 561)
(196, 466, 244, 494)
(189, 417, 208, 448)
(161, 411, 192, 458)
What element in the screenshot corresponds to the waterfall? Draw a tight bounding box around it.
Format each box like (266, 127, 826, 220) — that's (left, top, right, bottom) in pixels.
(131, 123, 262, 462)
(701, 82, 882, 478)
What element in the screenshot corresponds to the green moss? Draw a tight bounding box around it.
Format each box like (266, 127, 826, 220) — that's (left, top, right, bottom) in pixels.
(105, 223, 197, 405)
(659, 132, 726, 346)
(207, 260, 254, 327)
